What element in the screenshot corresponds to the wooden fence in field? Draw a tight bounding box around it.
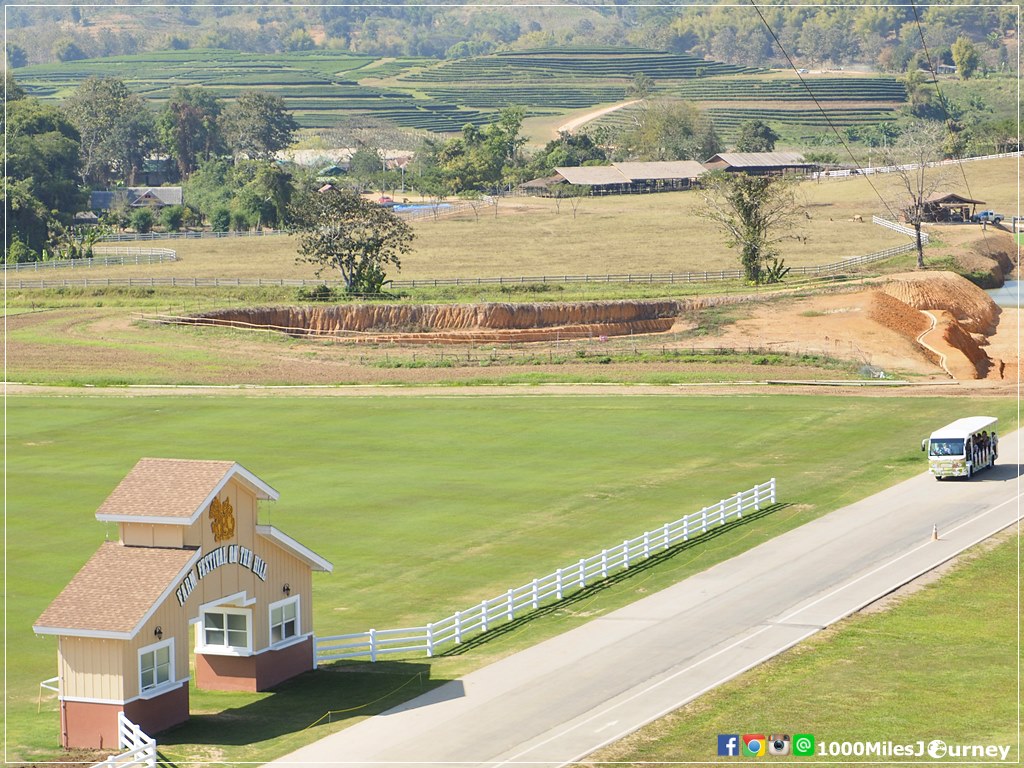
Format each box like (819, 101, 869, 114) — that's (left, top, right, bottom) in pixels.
(314, 478, 777, 664)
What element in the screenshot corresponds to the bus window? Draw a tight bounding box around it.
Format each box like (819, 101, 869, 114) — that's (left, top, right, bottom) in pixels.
(929, 439, 964, 457)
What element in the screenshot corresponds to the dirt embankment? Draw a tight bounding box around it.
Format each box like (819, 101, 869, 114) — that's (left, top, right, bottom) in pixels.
(187, 297, 750, 344)
(951, 231, 1017, 287)
(874, 271, 1003, 380)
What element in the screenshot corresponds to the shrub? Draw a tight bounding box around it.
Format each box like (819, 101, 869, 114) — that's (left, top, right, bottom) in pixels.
(296, 284, 336, 302)
(129, 208, 154, 234)
(210, 207, 231, 233)
(161, 205, 185, 232)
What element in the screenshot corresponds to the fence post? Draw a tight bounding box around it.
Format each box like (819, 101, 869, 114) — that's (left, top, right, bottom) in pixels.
(601, 549, 608, 578)
(556, 567, 564, 599)
(454, 610, 462, 644)
(531, 578, 539, 609)
(506, 589, 514, 620)
(770, 477, 777, 504)
(579, 558, 587, 588)
(683, 516, 689, 541)
(623, 540, 630, 568)
(643, 530, 651, 558)
(369, 628, 377, 662)
(480, 601, 488, 633)
(663, 522, 671, 548)
(735, 491, 743, 518)
(312, 635, 319, 669)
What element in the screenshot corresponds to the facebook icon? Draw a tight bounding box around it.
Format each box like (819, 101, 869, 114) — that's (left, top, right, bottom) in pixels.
(718, 734, 740, 756)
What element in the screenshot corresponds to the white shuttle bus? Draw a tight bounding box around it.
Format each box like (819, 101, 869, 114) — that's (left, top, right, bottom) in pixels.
(922, 416, 998, 479)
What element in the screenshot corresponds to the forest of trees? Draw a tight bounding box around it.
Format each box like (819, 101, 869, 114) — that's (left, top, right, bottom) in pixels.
(5, 2, 1017, 75)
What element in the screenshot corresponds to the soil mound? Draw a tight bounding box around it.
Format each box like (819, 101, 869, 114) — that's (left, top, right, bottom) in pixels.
(942, 315, 992, 378)
(878, 271, 1000, 335)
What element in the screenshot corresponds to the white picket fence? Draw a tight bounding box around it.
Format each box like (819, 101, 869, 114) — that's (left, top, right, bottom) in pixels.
(871, 215, 930, 243)
(315, 478, 777, 664)
(90, 713, 155, 768)
(812, 150, 1022, 181)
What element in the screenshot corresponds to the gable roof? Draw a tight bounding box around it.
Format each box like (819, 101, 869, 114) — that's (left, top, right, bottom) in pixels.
(95, 458, 279, 526)
(925, 192, 986, 205)
(89, 187, 183, 211)
(33, 542, 201, 639)
(705, 152, 809, 167)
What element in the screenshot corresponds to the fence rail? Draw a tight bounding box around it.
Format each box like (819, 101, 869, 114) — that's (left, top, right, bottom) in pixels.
(3, 248, 177, 271)
(5, 216, 918, 289)
(90, 713, 156, 768)
(811, 150, 1022, 181)
(314, 478, 776, 665)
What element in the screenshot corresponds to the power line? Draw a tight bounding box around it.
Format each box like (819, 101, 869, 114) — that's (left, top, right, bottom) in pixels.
(746, 0, 898, 221)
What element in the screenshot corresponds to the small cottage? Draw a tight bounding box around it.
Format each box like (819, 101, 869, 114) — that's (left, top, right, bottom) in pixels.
(34, 458, 332, 750)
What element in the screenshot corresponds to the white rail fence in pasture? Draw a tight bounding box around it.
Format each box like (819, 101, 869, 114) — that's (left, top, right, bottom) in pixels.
(90, 713, 156, 768)
(871, 216, 930, 243)
(315, 478, 777, 665)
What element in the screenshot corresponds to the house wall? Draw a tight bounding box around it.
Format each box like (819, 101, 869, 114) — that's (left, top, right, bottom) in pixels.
(59, 637, 124, 702)
(123, 597, 191, 701)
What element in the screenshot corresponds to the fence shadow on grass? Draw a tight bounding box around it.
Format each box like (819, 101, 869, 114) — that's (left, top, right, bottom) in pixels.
(156, 660, 439, 751)
(439, 502, 790, 657)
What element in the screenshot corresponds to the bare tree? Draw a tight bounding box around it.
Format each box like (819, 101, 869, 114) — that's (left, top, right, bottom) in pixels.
(881, 121, 952, 270)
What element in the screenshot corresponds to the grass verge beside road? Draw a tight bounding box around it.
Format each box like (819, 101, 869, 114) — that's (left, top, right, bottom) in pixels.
(8, 393, 1016, 763)
(586, 533, 1020, 764)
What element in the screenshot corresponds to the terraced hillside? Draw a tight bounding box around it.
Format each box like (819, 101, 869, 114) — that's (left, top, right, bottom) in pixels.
(14, 47, 906, 136)
(16, 49, 491, 132)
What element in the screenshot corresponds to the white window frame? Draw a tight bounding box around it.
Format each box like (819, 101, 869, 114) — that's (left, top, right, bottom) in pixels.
(196, 606, 252, 656)
(138, 637, 175, 697)
(268, 595, 301, 649)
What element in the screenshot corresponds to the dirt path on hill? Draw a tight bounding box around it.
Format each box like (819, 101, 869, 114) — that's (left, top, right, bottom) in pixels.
(556, 100, 640, 134)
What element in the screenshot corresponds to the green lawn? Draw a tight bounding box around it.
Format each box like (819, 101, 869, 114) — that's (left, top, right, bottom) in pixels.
(8, 393, 1016, 763)
(587, 533, 1020, 764)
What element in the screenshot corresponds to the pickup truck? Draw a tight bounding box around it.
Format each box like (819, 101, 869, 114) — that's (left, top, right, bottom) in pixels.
(970, 210, 1004, 224)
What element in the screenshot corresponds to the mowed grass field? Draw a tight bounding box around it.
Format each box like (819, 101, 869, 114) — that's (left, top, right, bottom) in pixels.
(587, 532, 1020, 764)
(52, 157, 1017, 283)
(8, 392, 1016, 763)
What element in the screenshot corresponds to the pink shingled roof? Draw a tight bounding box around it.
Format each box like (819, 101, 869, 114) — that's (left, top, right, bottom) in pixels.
(95, 458, 236, 520)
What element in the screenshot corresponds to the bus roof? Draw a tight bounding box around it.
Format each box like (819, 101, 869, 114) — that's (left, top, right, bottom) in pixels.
(929, 416, 998, 440)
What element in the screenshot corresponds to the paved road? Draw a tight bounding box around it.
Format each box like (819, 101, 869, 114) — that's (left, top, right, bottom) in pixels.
(271, 432, 1020, 768)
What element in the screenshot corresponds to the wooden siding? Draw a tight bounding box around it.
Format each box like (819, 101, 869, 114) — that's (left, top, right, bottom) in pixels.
(121, 522, 184, 548)
(60, 636, 125, 701)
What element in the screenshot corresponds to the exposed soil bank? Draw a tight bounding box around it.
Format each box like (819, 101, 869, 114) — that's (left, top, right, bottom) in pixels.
(187, 298, 741, 343)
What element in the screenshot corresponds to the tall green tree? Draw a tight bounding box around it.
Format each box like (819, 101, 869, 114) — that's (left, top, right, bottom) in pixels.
(290, 186, 414, 293)
(221, 91, 298, 161)
(951, 35, 980, 79)
(734, 120, 780, 153)
(4, 94, 85, 256)
(699, 171, 802, 284)
(530, 131, 607, 177)
(157, 87, 225, 179)
(63, 77, 155, 186)
(430, 107, 528, 193)
(618, 100, 720, 161)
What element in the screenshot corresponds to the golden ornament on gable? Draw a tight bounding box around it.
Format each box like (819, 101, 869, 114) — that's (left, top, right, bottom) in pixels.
(210, 496, 235, 542)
